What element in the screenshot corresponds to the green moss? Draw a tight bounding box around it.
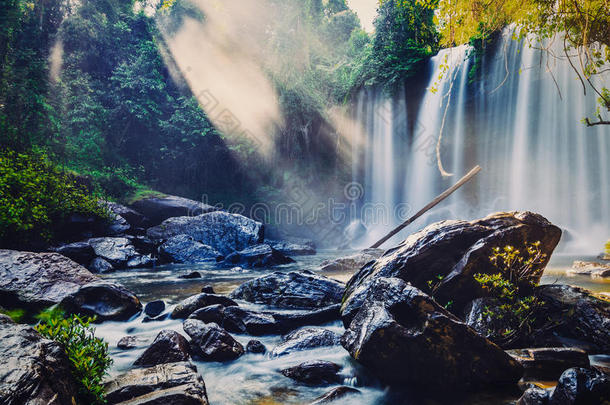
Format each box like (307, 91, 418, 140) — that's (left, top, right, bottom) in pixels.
(0, 307, 26, 323)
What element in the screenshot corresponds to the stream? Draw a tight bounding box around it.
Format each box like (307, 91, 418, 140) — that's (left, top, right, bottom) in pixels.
(97, 250, 610, 405)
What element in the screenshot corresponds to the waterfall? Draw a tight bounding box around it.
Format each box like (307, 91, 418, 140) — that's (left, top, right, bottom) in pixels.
(353, 29, 610, 252)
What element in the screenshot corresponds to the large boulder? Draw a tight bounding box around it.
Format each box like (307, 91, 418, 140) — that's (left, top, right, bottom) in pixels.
(170, 293, 238, 319)
(134, 330, 191, 367)
(104, 362, 209, 405)
(59, 282, 142, 322)
(0, 249, 98, 312)
(182, 319, 244, 362)
(87, 237, 142, 268)
(147, 211, 263, 255)
(230, 271, 344, 309)
(271, 327, 341, 357)
(188, 304, 341, 336)
(0, 315, 79, 405)
(534, 285, 610, 353)
(222, 244, 295, 268)
(51, 241, 95, 265)
(341, 277, 523, 390)
(342, 212, 561, 321)
(159, 235, 223, 264)
(130, 195, 218, 226)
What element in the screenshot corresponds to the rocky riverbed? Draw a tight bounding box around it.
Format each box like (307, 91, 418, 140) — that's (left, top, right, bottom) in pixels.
(1, 203, 609, 405)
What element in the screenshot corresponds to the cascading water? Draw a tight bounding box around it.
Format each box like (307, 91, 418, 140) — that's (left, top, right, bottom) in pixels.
(353, 28, 610, 252)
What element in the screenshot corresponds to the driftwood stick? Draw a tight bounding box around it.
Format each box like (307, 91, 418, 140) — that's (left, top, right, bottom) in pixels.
(369, 165, 482, 249)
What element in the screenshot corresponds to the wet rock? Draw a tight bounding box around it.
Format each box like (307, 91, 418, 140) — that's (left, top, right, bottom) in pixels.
(102, 201, 149, 229)
(105, 214, 131, 236)
(190, 304, 341, 336)
(88, 237, 140, 268)
(130, 194, 218, 226)
(319, 249, 383, 273)
(60, 282, 142, 322)
(89, 257, 114, 273)
(201, 285, 215, 294)
(130, 235, 156, 255)
(126, 254, 154, 268)
(179, 271, 202, 279)
(144, 300, 166, 317)
(220, 306, 278, 335)
(134, 330, 191, 367)
(104, 361, 208, 404)
(0, 249, 99, 312)
(549, 367, 610, 404)
(341, 277, 523, 390)
(568, 261, 610, 278)
(310, 386, 361, 404)
(280, 360, 342, 385)
(266, 240, 316, 256)
(117, 335, 142, 350)
(0, 315, 79, 405)
(535, 284, 610, 353)
(507, 348, 590, 380)
(271, 327, 341, 357)
(188, 304, 225, 324)
(246, 340, 267, 354)
(230, 270, 344, 309)
(182, 319, 244, 362)
(51, 241, 95, 265)
(160, 235, 223, 264)
(171, 293, 238, 319)
(342, 212, 561, 321)
(222, 244, 295, 268)
(517, 387, 551, 405)
(147, 211, 263, 255)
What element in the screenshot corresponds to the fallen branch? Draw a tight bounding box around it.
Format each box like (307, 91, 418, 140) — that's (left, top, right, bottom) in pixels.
(370, 165, 482, 249)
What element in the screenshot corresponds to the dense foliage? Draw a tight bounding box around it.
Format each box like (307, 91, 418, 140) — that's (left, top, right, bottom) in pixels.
(359, 0, 439, 89)
(36, 309, 112, 405)
(0, 150, 107, 248)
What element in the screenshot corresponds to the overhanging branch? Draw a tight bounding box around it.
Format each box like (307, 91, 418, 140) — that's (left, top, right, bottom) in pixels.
(585, 114, 610, 127)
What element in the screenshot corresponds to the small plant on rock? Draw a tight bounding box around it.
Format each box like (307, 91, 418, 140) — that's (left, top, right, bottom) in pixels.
(35, 308, 112, 405)
(473, 241, 548, 347)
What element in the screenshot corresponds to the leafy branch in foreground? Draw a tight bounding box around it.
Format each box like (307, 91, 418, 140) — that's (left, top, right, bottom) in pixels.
(35, 308, 112, 405)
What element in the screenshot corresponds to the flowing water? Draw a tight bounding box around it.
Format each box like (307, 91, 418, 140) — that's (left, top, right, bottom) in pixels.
(98, 252, 609, 405)
(351, 28, 610, 252)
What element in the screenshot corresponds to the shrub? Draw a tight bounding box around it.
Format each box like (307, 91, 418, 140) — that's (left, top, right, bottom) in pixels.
(35, 308, 112, 405)
(473, 242, 547, 346)
(605, 240, 610, 256)
(0, 150, 109, 248)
